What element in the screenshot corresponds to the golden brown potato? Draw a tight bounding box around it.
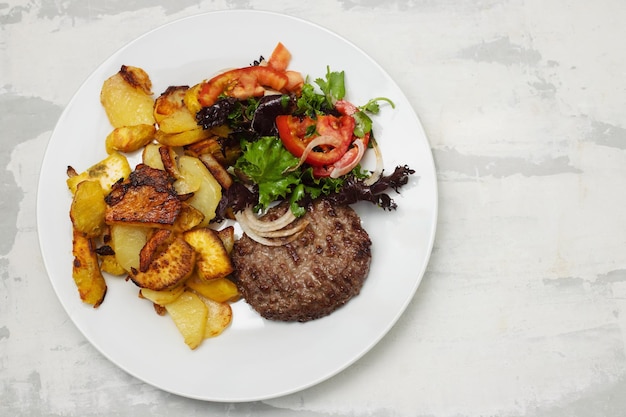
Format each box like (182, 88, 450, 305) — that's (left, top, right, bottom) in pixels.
(198, 294, 232, 338)
(105, 124, 156, 154)
(99, 253, 127, 276)
(186, 275, 240, 303)
(172, 203, 205, 232)
(183, 228, 233, 281)
(155, 126, 214, 147)
(183, 82, 203, 116)
(100, 65, 155, 128)
(165, 291, 208, 349)
(66, 152, 131, 195)
(72, 229, 107, 307)
(140, 285, 185, 306)
(154, 86, 200, 134)
(198, 152, 233, 189)
(216, 226, 235, 254)
(138, 229, 173, 272)
(70, 180, 107, 238)
(130, 236, 196, 291)
(105, 164, 181, 228)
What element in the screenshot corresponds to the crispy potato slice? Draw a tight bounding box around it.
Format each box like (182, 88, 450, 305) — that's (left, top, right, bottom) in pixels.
(198, 152, 233, 189)
(110, 223, 149, 273)
(67, 152, 131, 195)
(165, 291, 208, 350)
(172, 203, 205, 232)
(155, 126, 214, 147)
(138, 229, 173, 272)
(183, 228, 233, 281)
(131, 236, 196, 291)
(186, 275, 240, 303)
(105, 164, 181, 227)
(158, 146, 182, 182)
(72, 229, 107, 307)
(105, 124, 156, 154)
(154, 86, 200, 134)
(99, 254, 127, 276)
(140, 285, 185, 306)
(100, 65, 155, 128)
(176, 155, 221, 227)
(216, 226, 235, 254)
(198, 294, 232, 338)
(70, 180, 107, 238)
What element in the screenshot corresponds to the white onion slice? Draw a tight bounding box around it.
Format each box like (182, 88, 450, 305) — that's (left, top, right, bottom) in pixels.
(241, 206, 296, 232)
(363, 137, 384, 186)
(253, 220, 309, 238)
(285, 134, 345, 172)
(235, 210, 304, 246)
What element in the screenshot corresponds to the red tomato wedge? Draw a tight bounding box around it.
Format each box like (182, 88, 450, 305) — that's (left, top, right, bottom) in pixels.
(267, 42, 291, 72)
(276, 114, 356, 167)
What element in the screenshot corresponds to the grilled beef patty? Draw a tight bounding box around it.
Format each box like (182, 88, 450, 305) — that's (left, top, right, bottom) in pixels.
(232, 199, 372, 322)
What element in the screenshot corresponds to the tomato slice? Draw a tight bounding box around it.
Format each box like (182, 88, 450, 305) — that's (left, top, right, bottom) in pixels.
(276, 114, 355, 167)
(312, 138, 366, 178)
(197, 66, 289, 107)
(267, 42, 291, 72)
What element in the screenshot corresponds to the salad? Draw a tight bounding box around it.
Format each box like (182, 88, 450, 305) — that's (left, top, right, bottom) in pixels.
(190, 43, 415, 225)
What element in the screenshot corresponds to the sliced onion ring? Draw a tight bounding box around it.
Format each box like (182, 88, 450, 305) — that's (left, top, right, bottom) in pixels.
(363, 137, 383, 186)
(284, 134, 345, 173)
(241, 205, 296, 232)
(235, 210, 304, 246)
(252, 219, 309, 238)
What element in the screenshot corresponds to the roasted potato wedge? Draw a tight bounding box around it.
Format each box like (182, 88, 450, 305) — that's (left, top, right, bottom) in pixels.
(183, 228, 233, 281)
(186, 275, 240, 303)
(165, 291, 208, 350)
(198, 294, 232, 338)
(140, 285, 185, 306)
(138, 229, 173, 273)
(172, 203, 205, 232)
(100, 65, 155, 128)
(216, 226, 235, 254)
(70, 180, 107, 238)
(72, 229, 107, 307)
(199, 152, 233, 189)
(154, 86, 199, 134)
(99, 253, 127, 276)
(130, 236, 196, 291)
(66, 152, 131, 195)
(105, 124, 156, 154)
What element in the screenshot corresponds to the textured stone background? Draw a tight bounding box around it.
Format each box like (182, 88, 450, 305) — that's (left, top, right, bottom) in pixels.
(2, 0, 626, 416)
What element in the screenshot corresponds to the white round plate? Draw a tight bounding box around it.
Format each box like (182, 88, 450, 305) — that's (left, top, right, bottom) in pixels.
(37, 10, 438, 402)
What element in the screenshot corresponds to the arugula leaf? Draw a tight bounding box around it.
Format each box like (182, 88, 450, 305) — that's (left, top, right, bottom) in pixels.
(234, 136, 301, 210)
